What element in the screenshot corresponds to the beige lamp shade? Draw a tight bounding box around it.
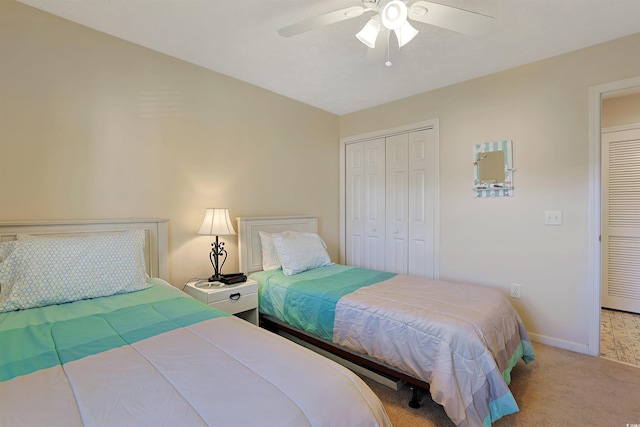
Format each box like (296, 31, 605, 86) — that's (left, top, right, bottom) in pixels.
(198, 208, 236, 236)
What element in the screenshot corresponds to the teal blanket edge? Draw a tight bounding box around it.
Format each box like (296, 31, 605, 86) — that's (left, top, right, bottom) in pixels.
(0, 281, 228, 382)
(253, 265, 396, 341)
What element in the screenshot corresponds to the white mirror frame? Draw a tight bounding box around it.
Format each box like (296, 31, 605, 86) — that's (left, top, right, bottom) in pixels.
(473, 140, 514, 198)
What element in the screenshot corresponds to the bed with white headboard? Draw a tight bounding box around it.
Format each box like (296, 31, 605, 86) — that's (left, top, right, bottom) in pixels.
(0, 218, 169, 280)
(236, 215, 536, 427)
(0, 217, 390, 427)
(238, 216, 417, 389)
(238, 215, 318, 274)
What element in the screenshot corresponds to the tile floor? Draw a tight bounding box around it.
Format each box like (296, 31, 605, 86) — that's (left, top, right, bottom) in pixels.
(600, 308, 640, 366)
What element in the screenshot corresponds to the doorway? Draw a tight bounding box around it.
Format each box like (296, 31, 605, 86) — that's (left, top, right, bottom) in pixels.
(588, 76, 640, 357)
(600, 308, 640, 366)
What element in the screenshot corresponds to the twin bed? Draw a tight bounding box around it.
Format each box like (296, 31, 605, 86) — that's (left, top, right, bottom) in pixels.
(0, 219, 390, 427)
(238, 216, 535, 427)
(1, 216, 534, 427)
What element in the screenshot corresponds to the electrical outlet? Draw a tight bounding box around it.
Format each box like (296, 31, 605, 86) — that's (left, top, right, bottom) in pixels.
(510, 284, 521, 299)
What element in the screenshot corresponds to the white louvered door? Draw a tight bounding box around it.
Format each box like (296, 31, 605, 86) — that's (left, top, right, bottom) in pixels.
(602, 126, 640, 314)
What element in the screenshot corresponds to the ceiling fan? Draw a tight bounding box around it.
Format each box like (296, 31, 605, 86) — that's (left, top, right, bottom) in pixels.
(278, 0, 493, 65)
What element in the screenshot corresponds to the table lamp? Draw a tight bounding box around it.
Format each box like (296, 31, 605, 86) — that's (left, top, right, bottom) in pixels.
(198, 208, 236, 282)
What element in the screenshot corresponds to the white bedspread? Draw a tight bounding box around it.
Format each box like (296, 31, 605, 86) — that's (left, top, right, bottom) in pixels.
(333, 275, 533, 427)
(1, 280, 391, 427)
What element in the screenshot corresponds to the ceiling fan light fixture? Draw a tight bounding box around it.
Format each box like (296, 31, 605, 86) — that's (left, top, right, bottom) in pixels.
(356, 18, 381, 48)
(381, 0, 408, 30)
(395, 20, 418, 48)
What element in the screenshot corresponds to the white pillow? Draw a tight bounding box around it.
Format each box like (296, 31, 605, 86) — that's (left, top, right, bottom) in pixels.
(259, 231, 328, 271)
(271, 232, 331, 276)
(0, 230, 149, 312)
(259, 231, 284, 271)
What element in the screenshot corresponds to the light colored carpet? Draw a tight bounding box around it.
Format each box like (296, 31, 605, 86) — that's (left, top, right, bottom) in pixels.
(362, 342, 640, 426)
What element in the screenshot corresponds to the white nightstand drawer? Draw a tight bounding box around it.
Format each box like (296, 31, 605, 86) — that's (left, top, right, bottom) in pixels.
(209, 291, 258, 314)
(184, 279, 259, 325)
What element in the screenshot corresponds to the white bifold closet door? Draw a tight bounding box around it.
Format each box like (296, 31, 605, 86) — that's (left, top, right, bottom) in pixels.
(346, 128, 437, 277)
(345, 138, 386, 271)
(602, 126, 640, 314)
(385, 134, 409, 273)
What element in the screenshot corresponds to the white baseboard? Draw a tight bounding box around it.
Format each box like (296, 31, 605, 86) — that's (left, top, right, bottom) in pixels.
(529, 332, 590, 355)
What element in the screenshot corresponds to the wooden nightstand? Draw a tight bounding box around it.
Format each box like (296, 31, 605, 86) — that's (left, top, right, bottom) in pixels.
(184, 279, 258, 325)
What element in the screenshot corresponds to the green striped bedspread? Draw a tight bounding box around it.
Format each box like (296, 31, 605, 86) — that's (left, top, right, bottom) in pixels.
(0, 277, 392, 427)
(1, 279, 227, 383)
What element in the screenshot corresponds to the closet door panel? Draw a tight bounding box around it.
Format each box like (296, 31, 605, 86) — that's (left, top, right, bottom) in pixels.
(365, 139, 386, 271)
(409, 240, 427, 277)
(345, 143, 365, 267)
(409, 168, 427, 276)
(346, 139, 386, 270)
(389, 237, 407, 273)
(408, 129, 437, 277)
(386, 134, 409, 273)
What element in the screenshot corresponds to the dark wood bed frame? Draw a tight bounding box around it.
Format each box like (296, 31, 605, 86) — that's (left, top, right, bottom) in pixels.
(260, 313, 429, 408)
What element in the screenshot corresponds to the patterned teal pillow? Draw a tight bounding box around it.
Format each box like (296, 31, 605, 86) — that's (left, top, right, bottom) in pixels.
(0, 241, 15, 263)
(0, 230, 149, 312)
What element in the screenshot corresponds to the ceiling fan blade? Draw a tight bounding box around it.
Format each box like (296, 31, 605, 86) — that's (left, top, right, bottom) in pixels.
(408, 1, 493, 36)
(278, 6, 368, 37)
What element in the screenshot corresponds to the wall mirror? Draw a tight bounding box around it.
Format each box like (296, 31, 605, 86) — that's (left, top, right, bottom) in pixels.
(473, 140, 513, 197)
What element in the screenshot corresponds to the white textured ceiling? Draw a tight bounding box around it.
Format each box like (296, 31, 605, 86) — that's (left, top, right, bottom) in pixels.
(17, 0, 640, 115)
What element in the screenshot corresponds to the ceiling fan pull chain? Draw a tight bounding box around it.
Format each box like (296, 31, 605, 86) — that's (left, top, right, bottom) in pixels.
(386, 31, 392, 67)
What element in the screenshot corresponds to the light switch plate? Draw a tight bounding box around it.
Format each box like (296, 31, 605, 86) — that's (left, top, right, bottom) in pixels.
(544, 210, 563, 225)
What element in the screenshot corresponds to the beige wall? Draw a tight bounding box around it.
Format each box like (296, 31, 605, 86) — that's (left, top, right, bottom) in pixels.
(3, 0, 640, 352)
(602, 93, 640, 128)
(0, 1, 340, 286)
(340, 33, 640, 350)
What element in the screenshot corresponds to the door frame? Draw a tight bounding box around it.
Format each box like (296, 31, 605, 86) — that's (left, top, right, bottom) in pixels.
(339, 118, 440, 277)
(587, 76, 640, 356)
